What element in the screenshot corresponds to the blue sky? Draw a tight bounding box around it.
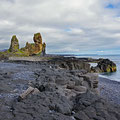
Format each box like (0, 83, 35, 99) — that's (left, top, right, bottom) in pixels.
(0, 0, 120, 55)
(106, 2, 120, 9)
(106, 4, 115, 9)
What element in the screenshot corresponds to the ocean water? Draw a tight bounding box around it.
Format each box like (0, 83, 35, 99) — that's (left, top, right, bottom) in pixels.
(76, 55, 120, 82)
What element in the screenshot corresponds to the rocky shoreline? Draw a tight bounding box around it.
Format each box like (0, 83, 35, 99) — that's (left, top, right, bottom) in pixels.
(0, 57, 120, 120)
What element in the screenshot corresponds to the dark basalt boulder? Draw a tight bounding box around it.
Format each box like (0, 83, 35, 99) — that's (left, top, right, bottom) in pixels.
(73, 91, 120, 120)
(97, 59, 117, 72)
(91, 59, 117, 73)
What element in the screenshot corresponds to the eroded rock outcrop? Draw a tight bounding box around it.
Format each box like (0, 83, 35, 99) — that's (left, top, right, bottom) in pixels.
(21, 33, 46, 56)
(0, 32, 46, 57)
(9, 35, 19, 52)
(33, 33, 43, 54)
(49, 57, 91, 72)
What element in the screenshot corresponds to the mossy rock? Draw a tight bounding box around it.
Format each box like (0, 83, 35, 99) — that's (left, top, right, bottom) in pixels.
(34, 33, 41, 37)
(33, 33, 42, 44)
(112, 66, 117, 72)
(1, 33, 46, 58)
(9, 35, 19, 52)
(97, 59, 117, 73)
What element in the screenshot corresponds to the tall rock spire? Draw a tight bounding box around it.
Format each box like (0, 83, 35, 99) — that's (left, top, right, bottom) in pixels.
(9, 35, 19, 52)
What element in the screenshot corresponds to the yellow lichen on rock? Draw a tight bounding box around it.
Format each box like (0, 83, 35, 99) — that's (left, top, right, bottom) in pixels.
(22, 33, 44, 56)
(33, 33, 43, 54)
(97, 59, 117, 73)
(111, 66, 117, 72)
(106, 66, 111, 72)
(2, 32, 46, 57)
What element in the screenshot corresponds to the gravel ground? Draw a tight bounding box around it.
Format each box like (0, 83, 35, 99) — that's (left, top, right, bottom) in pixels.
(99, 77, 120, 105)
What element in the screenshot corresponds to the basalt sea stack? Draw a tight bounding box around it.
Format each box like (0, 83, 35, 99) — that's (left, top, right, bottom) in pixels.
(9, 35, 19, 52)
(1, 32, 46, 57)
(22, 33, 46, 56)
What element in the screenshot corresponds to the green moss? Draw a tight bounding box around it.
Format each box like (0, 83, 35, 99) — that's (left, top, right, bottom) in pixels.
(30, 43, 35, 47)
(20, 47, 26, 51)
(7, 49, 11, 53)
(0, 51, 3, 55)
(9, 35, 19, 52)
(0, 48, 30, 57)
(1, 33, 46, 58)
(14, 49, 29, 56)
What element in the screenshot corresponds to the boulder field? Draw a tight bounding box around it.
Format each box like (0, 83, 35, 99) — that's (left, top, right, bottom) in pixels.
(0, 57, 119, 120)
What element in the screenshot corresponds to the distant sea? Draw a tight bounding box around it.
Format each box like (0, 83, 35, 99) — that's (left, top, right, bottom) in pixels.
(75, 55, 120, 82)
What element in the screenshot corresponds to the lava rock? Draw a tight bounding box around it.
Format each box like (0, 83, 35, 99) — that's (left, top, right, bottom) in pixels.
(73, 91, 120, 120)
(97, 59, 117, 72)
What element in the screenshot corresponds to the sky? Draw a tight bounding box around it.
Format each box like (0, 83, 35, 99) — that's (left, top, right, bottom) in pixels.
(0, 0, 120, 54)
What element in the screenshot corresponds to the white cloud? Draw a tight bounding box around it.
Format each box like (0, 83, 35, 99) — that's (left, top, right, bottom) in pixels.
(66, 28, 84, 35)
(0, 0, 120, 54)
(97, 51, 104, 53)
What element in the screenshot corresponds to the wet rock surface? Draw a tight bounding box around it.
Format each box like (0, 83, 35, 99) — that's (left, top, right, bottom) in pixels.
(91, 59, 117, 73)
(0, 59, 119, 120)
(97, 59, 117, 72)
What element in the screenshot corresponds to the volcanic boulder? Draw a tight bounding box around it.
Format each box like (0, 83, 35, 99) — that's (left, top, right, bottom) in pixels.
(97, 59, 117, 72)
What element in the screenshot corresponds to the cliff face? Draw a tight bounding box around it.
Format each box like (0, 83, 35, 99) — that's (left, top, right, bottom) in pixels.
(8, 33, 46, 56)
